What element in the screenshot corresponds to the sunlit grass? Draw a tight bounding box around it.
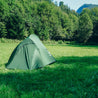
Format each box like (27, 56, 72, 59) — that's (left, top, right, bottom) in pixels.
(0, 42, 98, 98)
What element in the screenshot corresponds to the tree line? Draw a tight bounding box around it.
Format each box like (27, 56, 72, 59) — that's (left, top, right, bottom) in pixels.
(0, 0, 98, 43)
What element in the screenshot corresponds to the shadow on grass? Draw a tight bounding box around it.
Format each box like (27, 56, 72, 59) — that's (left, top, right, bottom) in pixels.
(66, 44, 98, 48)
(66, 41, 98, 47)
(57, 56, 98, 65)
(0, 56, 98, 97)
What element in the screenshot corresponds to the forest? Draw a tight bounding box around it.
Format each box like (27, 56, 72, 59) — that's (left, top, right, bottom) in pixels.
(0, 0, 98, 44)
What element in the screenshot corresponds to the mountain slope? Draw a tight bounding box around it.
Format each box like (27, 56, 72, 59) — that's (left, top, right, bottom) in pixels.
(77, 4, 98, 13)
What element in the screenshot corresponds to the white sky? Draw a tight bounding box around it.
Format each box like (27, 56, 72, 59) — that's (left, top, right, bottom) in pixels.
(53, 0, 98, 11)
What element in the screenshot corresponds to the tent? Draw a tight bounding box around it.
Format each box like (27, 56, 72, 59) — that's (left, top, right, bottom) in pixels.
(6, 34, 56, 70)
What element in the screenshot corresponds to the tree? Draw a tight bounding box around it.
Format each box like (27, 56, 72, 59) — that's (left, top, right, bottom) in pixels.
(59, 1, 70, 14)
(59, 1, 64, 6)
(6, 8, 25, 39)
(76, 13, 93, 43)
(54, 1, 58, 6)
(90, 7, 98, 42)
(81, 7, 98, 43)
(0, 22, 7, 38)
(0, 0, 79, 41)
(69, 14, 79, 40)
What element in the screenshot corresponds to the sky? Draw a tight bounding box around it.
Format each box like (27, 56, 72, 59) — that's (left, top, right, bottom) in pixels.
(53, 0, 98, 11)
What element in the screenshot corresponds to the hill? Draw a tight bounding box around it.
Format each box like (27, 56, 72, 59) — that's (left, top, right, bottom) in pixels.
(77, 4, 98, 13)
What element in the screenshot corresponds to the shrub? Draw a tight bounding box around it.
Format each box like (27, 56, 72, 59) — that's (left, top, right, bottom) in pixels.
(58, 40, 63, 44)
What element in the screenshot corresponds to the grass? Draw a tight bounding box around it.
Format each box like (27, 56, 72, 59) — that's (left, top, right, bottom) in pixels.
(0, 42, 98, 98)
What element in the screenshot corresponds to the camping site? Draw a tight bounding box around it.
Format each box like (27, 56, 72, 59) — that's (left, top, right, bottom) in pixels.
(0, 0, 98, 98)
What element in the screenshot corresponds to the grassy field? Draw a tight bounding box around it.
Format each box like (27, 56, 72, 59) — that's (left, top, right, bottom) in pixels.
(0, 42, 98, 98)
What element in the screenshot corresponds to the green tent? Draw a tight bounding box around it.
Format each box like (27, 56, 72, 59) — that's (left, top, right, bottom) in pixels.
(6, 34, 56, 70)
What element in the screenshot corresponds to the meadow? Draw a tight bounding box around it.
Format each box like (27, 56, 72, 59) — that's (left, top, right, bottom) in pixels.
(0, 42, 98, 98)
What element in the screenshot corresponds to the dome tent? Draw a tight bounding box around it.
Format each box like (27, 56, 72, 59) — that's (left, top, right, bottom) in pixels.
(6, 34, 56, 70)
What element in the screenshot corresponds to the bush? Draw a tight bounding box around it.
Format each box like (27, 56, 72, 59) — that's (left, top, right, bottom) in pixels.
(0, 38, 6, 43)
(0, 38, 21, 43)
(58, 40, 63, 44)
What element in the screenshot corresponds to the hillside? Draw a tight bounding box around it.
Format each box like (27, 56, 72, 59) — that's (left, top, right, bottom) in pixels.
(77, 4, 98, 13)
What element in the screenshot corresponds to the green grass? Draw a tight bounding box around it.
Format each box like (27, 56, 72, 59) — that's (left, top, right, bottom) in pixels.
(0, 42, 98, 98)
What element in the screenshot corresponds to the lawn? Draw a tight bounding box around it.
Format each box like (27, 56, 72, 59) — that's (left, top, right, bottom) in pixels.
(0, 42, 98, 98)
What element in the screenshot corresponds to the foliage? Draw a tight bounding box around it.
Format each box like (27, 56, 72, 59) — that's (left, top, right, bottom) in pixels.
(90, 7, 98, 42)
(0, 22, 7, 38)
(0, 0, 77, 41)
(0, 0, 98, 44)
(80, 7, 98, 43)
(76, 13, 93, 43)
